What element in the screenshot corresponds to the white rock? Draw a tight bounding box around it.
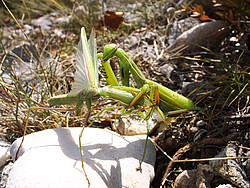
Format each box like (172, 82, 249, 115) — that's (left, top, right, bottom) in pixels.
(216, 184, 234, 188)
(117, 115, 157, 135)
(7, 127, 156, 188)
(0, 140, 10, 168)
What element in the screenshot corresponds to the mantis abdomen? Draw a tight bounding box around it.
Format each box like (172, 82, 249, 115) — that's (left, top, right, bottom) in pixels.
(99, 86, 145, 106)
(145, 80, 195, 111)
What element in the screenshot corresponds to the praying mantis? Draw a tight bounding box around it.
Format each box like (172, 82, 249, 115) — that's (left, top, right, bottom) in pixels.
(16, 27, 199, 186)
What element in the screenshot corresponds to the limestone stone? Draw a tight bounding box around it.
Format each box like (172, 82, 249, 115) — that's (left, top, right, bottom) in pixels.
(7, 127, 156, 188)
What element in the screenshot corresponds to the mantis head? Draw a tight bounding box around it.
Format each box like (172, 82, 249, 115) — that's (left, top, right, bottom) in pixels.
(103, 44, 118, 61)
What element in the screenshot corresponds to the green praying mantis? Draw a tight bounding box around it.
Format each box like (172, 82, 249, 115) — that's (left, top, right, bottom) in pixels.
(16, 27, 200, 186)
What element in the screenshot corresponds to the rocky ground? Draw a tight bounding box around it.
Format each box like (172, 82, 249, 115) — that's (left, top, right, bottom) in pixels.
(0, 0, 249, 187)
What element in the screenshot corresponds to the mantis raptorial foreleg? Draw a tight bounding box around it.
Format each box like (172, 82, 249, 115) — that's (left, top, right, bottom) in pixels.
(98, 53, 119, 86)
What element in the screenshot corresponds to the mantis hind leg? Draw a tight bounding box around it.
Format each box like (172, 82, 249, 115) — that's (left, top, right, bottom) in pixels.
(136, 120, 150, 171)
(127, 84, 150, 109)
(79, 110, 91, 187)
(78, 103, 121, 186)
